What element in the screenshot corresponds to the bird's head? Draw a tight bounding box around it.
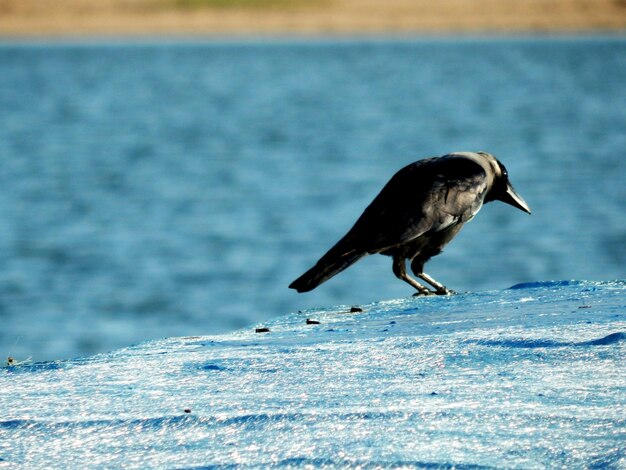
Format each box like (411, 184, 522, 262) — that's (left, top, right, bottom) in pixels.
(478, 151, 531, 214)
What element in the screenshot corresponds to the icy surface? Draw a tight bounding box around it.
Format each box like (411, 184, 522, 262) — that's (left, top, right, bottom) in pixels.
(1, 281, 625, 469)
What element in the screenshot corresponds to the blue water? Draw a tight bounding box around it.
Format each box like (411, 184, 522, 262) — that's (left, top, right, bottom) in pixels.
(1, 281, 625, 468)
(1, 37, 625, 361)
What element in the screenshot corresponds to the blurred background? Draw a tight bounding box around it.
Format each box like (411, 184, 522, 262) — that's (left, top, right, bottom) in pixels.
(1, 1, 625, 362)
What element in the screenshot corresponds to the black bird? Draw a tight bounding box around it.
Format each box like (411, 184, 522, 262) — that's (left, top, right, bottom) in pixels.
(289, 151, 531, 296)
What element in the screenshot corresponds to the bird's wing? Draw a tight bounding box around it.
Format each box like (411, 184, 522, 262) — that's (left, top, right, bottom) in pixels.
(332, 156, 489, 255)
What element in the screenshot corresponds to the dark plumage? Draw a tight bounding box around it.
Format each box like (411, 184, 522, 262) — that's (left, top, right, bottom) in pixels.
(289, 151, 531, 296)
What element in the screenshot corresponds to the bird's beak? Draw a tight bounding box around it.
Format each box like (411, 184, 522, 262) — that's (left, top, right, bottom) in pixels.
(501, 182, 531, 214)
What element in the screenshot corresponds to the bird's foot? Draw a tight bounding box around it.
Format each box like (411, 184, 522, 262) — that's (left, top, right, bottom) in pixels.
(412, 287, 456, 296)
(435, 287, 456, 296)
(412, 288, 436, 297)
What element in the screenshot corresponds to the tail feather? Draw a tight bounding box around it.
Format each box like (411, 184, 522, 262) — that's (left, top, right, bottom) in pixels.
(289, 250, 365, 293)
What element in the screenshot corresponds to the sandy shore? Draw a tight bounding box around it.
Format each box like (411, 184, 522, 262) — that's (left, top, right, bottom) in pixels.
(1, 0, 625, 37)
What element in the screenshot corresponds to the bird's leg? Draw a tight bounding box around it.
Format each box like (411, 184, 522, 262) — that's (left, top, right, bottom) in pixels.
(417, 272, 455, 295)
(392, 256, 434, 296)
(410, 258, 455, 295)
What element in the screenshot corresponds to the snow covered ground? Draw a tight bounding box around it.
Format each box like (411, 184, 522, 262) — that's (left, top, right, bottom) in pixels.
(1, 280, 625, 469)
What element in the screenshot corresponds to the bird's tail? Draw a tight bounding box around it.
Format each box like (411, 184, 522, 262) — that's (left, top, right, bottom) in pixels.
(289, 249, 366, 293)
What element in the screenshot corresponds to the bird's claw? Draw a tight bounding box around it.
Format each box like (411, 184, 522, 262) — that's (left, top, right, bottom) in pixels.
(412, 289, 436, 297)
(413, 287, 456, 297)
(436, 288, 456, 296)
